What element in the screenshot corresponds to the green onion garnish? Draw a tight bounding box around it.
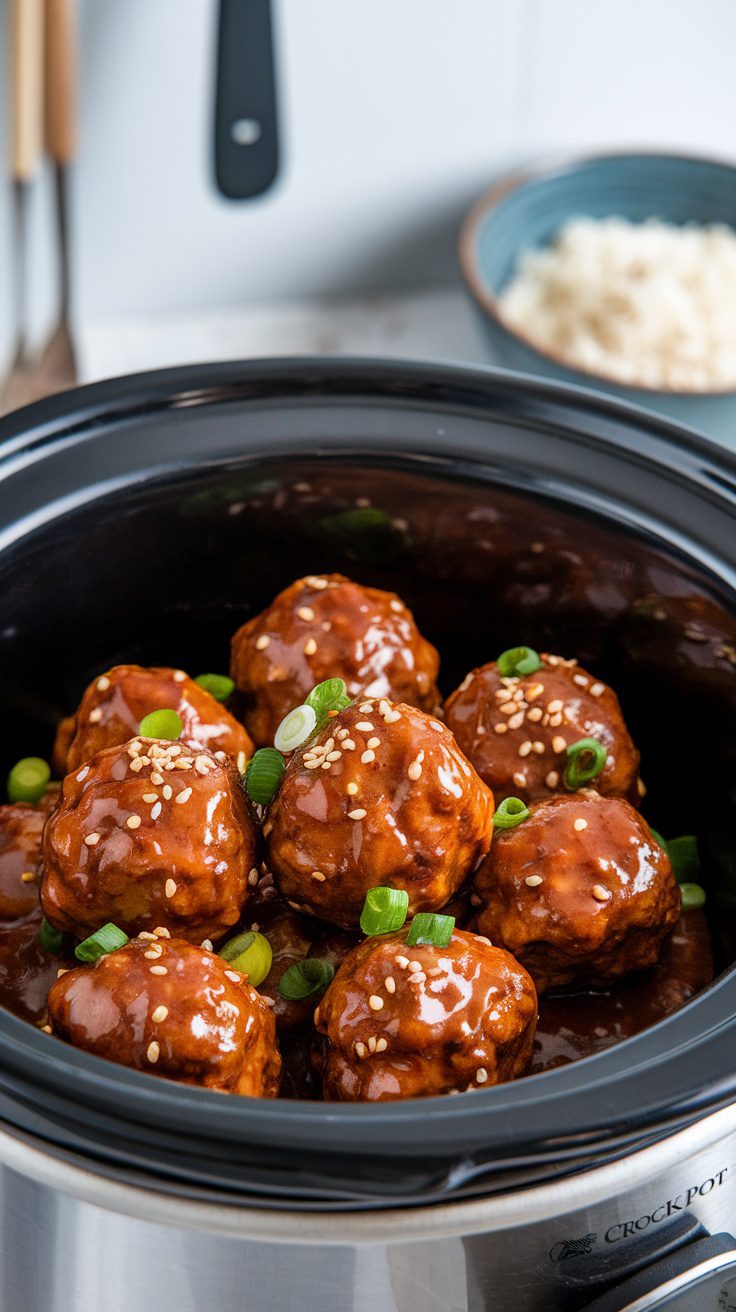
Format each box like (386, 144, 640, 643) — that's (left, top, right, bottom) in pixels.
(667, 835, 700, 884)
(138, 708, 183, 740)
(74, 923, 129, 963)
(360, 886, 410, 936)
(195, 673, 235, 703)
(278, 957, 335, 1000)
(680, 882, 706, 910)
(305, 678, 351, 728)
(493, 796, 531, 830)
(497, 646, 541, 678)
(245, 747, 285, 805)
(406, 912, 455, 948)
(274, 704, 317, 753)
(7, 757, 51, 805)
(649, 827, 668, 853)
(564, 737, 607, 790)
(39, 917, 63, 956)
(219, 930, 272, 986)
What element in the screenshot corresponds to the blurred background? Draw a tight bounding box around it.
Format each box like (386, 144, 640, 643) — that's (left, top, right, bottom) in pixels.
(1, 0, 735, 419)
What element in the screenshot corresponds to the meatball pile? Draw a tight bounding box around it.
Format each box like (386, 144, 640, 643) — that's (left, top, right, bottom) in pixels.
(0, 569, 706, 1105)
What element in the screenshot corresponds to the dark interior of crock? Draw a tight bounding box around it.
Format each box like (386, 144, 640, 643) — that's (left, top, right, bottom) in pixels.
(3, 452, 735, 983)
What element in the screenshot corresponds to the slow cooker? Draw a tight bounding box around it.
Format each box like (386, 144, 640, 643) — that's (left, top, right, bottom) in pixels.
(0, 358, 735, 1312)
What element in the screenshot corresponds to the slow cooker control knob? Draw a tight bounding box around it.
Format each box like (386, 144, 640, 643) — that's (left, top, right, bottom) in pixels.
(580, 1232, 736, 1310)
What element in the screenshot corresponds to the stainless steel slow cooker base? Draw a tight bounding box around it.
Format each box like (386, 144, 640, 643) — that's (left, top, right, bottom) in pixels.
(2, 1106, 736, 1311)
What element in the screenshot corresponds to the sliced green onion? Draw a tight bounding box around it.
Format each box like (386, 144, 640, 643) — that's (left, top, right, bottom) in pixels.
(39, 917, 63, 956)
(245, 747, 285, 805)
(667, 835, 700, 884)
(406, 912, 455, 948)
(138, 708, 183, 740)
(360, 886, 409, 936)
(219, 930, 272, 986)
(493, 797, 531, 830)
(497, 646, 541, 678)
(564, 737, 607, 790)
(195, 673, 235, 703)
(278, 957, 335, 1001)
(320, 507, 399, 564)
(680, 882, 706, 910)
(8, 757, 51, 805)
(274, 704, 317, 753)
(74, 923, 129, 963)
(305, 678, 351, 727)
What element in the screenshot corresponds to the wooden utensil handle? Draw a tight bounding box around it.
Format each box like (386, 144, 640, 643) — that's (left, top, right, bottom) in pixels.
(10, 0, 44, 180)
(44, 0, 76, 163)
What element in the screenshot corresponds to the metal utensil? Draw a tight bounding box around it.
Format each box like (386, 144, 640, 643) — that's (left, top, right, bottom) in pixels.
(0, 0, 44, 415)
(36, 0, 77, 391)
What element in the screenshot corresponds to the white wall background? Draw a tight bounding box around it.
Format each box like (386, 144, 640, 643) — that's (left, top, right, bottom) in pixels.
(0, 0, 735, 370)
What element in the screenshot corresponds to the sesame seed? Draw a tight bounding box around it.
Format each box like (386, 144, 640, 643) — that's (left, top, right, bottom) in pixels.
(396, 956, 409, 969)
(547, 699, 564, 714)
(326, 750, 342, 762)
(408, 961, 422, 973)
(475, 935, 492, 946)
(359, 702, 374, 713)
(144, 946, 163, 959)
(549, 713, 563, 727)
(390, 599, 403, 613)
(151, 802, 162, 820)
(84, 832, 101, 846)
(366, 737, 380, 749)
(355, 1041, 366, 1058)
(41, 1024, 52, 1034)
(201, 940, 213, 951)
(383, 709, 401, 723)
(348, 808, 367, 820)
(149, 965, 168, 976)
(256, 635, 271, 650)
(20, 870, 35, 883)
(56, 968, 68, 977)
(573, 674, 589, 687)
(476, 1067, 489, 1084)
(574, 818, 588, 831)
(346, 782, 358, 795)
(361, 750, 376, 764)
(165, 878, 177, 898)
(590, 683, 605, 697)
(151, 1005, 168, 1023)
(368, 1036, 377, 1053)
(494, 723, 508, 735)
(146, 1041, 160, 1063)
(592, 884, 611, 902)
(508, 712, 524, 730)
(552, 736, 567, 754)
(151, 772, 165, 786)
(356, 721, 374, 732)
(429, 720, 443, 732)
(139, 932, 157, 941)
(306, 575, 328, 589)
(248, 868, 259, 886)
(518, 741, 532, 757)
(375, 1037, 388, 1052)
(369, 995, 384, 1011)
(512, 771, 527, 788)
(297, 606, 315, 621)
(143, 792, 158, 803)
(89, 707, 102, 723)
(304, 759, 321, 769)
(154, 927, 171, 938)
(320, 761, 331, 770)
(96, 675, 111, 691)
(176, 788, 193, 805)
(225, 970, 241, 983)
(337, 729, 350, 741)
(525, 875, 543, 887)
(500, 702, 516, 714)
(526, 683, 545, 701)
(129, 758, 146, 773)
(409, 971, 426, 983)
(637, 777, 647, 797)
(527, 707, 543, 722)
(532, 740, 545, 754)
(343, 739, 356, 751)
(76, 766, 90, 782)
(407, 759, 422, 780)
(385, 976, 396, 994)
(126, 815, 142, 830)
(546, 771, 559, 789)
(304, 638, 317, 656)
(311, 871, 326, 882)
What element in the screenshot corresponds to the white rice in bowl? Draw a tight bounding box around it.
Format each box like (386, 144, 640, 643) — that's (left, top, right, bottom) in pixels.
(497, 217, 736, 392)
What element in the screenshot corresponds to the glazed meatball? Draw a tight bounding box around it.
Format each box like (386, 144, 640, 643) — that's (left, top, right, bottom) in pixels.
(445, 653, 640, 806)
(54, 664, 253, 775)
(47, 934, 281, 1095)
(0, 803, 47, 921)
(473, 793, 681, 991)
(265, 698, 494, 928)
(313, 928, 537, 1100)
(41, 738, 257, 942)
(230, 574, 440, 747)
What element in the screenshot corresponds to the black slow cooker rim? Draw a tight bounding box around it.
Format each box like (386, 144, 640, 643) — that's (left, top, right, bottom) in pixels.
(0, 355, 735, 1196)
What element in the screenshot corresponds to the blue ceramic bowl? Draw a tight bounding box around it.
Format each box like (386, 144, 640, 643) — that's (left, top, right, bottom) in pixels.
(459, 151, 736, 441)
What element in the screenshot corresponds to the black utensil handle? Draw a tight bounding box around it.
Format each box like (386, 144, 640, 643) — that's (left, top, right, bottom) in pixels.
(214, 0, 279, 200)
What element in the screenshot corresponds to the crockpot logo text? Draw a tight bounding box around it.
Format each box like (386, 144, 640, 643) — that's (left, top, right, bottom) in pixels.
(605, 1169, 729, 1244)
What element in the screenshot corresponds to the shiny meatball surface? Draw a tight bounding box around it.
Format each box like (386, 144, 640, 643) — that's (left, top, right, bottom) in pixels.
(473, 793, 681, 991)
(314, 928, 537, 1100)
(47, 934, 281, 1095)
(0, 803, 47, 921)
(42, 738, 257, 942)
(444, 654, 640, 806)
(230, 574, 440, 747)
(266, 699, 494, 927)
(54, 664, 253, 775)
